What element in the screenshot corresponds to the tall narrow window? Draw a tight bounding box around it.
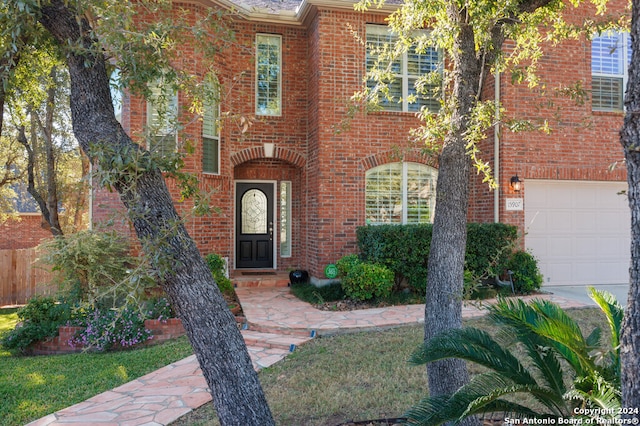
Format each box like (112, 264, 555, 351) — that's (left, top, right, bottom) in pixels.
(256, 34, 282, 116)
(592, 31, 631, 111)
(202, 101, 220, 174)
(365, 162, 437, 224)
(280, 181, 292, 257)
(366, 25, 441, 113)
(147, 82, 178, 157)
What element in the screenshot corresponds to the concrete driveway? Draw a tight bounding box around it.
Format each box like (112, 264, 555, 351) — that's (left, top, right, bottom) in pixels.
(542, 284, 630, 308)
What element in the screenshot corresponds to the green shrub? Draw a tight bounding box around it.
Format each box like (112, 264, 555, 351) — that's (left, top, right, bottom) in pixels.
(341, 263, 394, 301)
(39, 230, 154, 308)
(356, 223, 518, 295)
(1, 296, 73, 352)
(507, 250, 543, 293)
(356, 224, 432, 294)
(204, 253, 233, 295)
(336, 254, 361, 277)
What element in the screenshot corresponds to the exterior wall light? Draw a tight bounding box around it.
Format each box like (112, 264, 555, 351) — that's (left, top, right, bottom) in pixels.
(510, 174, 522, 192)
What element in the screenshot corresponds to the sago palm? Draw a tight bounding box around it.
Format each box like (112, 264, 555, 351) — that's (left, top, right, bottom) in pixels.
(404, 287, 623, 425)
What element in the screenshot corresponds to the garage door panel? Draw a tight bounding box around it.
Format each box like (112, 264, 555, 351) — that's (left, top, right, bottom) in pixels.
(525, 180, 629, 286)
(547, 211, 573, 233)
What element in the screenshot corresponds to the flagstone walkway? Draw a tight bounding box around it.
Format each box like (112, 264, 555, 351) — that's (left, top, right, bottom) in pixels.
(26, 287, 589, 426)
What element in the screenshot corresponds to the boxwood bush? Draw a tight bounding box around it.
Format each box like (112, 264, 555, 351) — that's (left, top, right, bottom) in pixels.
(341, 262, 394, 301)
(356, 223, 519, 294)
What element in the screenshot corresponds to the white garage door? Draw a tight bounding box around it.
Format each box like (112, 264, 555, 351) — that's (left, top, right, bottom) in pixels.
(525, 180, 630, 286)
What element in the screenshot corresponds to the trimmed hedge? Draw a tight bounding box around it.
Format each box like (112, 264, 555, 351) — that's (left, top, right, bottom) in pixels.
(356, 223, 519, 294)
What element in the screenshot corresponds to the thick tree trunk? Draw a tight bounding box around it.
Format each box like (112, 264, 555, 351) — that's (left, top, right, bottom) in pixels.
(424, 7, 481, 426)
(620, 0, 640, 416)
(37, 1, 275, 425)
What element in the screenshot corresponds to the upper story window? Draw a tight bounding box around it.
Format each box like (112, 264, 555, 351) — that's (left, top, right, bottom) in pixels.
(146, 82, 178, 157)
(592, 31, 631, 111)
(202, 100, 220, 174)
(366, 25, 441, 113)
(256, 34, 282, 116)
(365, 162, 437, 225)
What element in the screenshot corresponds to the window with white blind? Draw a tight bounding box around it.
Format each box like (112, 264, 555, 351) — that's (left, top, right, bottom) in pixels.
(366, 25, 441, 113)
(592, 31, 631, 111)
(365, 162, 437, 225)
(146, 83, 178, 157)
(202, 101, 220, 174)
(280, 181, 291, 257)
(256, 34, 282, 116)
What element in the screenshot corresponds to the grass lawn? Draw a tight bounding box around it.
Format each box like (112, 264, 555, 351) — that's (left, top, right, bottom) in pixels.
(0, 307, 193, 426)
(171, 307, 608, 426)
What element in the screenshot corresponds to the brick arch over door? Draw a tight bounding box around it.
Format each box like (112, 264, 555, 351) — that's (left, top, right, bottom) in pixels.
(231, 146, 307, 168)
(360, 149, 438, 170)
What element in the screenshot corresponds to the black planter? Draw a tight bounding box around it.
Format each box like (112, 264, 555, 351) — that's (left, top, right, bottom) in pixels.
(289, 270, 309, 285)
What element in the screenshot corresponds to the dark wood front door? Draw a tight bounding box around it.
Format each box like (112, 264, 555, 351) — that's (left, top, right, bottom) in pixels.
(236, 182, 274, 268)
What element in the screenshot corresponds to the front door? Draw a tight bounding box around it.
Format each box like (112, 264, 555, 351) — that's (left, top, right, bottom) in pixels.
(236, 182, 274, 268)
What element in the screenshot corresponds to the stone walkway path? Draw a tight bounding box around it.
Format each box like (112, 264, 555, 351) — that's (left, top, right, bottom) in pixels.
(26, 287, 589, 426)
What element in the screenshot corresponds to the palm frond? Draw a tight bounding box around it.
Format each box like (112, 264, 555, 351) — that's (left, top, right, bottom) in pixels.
(409, 327, 537, 386)
(588, 286, 623, 373)
(404, 394, 462, 426)
(460, 372, 567, 417)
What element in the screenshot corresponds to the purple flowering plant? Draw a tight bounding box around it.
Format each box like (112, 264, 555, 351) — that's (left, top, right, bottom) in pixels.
(69, 306, 153, 351)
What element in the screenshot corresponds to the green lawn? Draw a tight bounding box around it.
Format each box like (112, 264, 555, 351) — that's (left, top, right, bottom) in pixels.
(0, 307, 608, 426)
(172, 307, 608, 426)
(0, 307, 193, 426)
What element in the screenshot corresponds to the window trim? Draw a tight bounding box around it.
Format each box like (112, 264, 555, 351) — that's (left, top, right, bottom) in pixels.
(280, 181, 292, 258)
(365, 161, 438, 225)
(255, 33, 282, 117)
(146, 83, 178, 155)
(202, 101, 220, 175)
(366, 24, 441, 113)
(591, 31, 631, 112)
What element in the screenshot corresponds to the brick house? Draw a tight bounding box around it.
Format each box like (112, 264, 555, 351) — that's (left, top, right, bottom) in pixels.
(95, 0, 630, 286)
(0, 186, 52, 250)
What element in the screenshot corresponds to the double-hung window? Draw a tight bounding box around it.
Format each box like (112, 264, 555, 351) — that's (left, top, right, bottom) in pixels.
(202, 100, 220, 174)
(365, 162, 437, 225)
(366, 25, 441, 113)
(256, 34, 282, 116)
(592, 31, 631, 111)
(147, 83, 178, 157)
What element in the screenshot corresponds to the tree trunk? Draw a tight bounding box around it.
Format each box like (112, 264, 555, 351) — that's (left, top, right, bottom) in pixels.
(424, 7, 481, 426)
(37, 1, 275, 425)
(620, 0, 640, 416)
(425, 4, 481, 426)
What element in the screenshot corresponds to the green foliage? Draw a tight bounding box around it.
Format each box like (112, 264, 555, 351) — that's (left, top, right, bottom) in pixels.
(405, 288, 623, 425)
(143, 297, 174, 322)
(336, 254, 362, 277)
(357, 223, 519, 294)
(69, 307, 152, 351)
(204, 253, 233, 295)
(341, 262, 394, 301)
(507, 250, 543, 293)
(1, 296, 73, 352)
(39, 230, 154, 308)
(290, 282, 346, 305)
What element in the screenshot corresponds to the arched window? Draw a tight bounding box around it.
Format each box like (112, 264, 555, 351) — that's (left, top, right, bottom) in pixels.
(365, 162, 437, 224)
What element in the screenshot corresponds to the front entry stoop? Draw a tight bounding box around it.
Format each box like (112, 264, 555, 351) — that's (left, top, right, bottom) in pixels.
(232, 270, 290, 288)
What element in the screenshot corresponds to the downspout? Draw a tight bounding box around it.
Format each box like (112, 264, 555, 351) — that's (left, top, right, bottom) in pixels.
(494, 70, 501, 223)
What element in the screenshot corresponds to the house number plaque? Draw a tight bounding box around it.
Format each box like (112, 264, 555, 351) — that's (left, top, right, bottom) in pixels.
(506, 198, 524, 211)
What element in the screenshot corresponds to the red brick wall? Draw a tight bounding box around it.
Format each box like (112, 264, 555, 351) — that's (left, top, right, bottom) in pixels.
(0, 215, 53, 249)
(467, 0, 628, 233)
(97, 0, 630, 280)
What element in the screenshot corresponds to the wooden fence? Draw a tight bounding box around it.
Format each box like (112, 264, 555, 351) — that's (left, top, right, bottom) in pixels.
(0, 248, 57, 307)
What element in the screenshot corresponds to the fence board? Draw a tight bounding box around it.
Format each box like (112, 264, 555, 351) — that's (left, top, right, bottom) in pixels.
(0, 248, 56, 306)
